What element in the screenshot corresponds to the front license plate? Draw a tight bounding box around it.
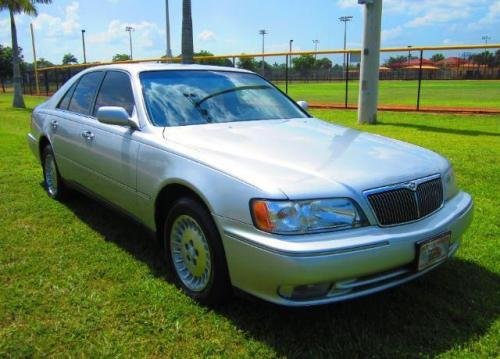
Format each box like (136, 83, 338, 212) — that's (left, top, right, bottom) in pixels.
(416, 232, 451, 271)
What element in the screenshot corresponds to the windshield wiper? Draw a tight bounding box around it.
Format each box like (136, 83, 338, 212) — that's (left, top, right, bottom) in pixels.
(194, 84, 271, 107)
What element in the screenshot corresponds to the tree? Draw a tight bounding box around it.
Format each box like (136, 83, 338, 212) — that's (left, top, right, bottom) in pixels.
(315, 57, 332, 69)
(383, 55, 408, 69)
(430, 53, 445, 63)
(194, 50, 232, 67)
(112, 54, 131, 62)
(0, 0, 52, 108)
(33, 57, 53, 68)
(237, 56, 258, 71)
(494, 49, 500, 67)
(469, 51, 495, 67)
(292, 54, 316, 73)
(181, 0, 193, 64)
(62, 53, 78, 65)
(0, 45, 14, 92)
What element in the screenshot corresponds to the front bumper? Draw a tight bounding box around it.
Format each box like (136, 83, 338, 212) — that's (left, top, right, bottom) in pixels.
(217, 191, 473, 306)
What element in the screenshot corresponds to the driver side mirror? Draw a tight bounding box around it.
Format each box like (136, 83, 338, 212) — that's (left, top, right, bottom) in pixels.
(96, 106, 138, 129)
(297, 100, 309, 111)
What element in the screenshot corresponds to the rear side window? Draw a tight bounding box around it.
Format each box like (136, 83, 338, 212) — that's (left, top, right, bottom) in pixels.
(57, 82, 77, 110)
(93, 71, 135, 116)
(68, 71, 104, 115)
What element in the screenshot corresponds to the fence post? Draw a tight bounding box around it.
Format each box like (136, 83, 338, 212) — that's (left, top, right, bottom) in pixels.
(285, 54, 289, 94)
(44, 70, 49, 96)
(345, 52, 350, 108)
(416, 49, 423, 111)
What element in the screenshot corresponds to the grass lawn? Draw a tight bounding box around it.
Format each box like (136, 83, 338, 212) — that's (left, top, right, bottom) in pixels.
(0, 94, 499, 357)
(276, 80, 500, 109)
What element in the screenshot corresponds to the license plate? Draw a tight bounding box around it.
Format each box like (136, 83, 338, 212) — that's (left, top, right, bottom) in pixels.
(416, 232, 451, 271)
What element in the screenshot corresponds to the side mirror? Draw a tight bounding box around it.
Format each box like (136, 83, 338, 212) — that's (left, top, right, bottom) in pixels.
(297, 100, 309, 111)
(96, 106, 138, 129)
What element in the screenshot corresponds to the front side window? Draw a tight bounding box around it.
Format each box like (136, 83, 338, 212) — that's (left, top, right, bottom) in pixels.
(140, 70, 307, 127)
(68, 71, 104, 115)
(93, 71, 135, 116)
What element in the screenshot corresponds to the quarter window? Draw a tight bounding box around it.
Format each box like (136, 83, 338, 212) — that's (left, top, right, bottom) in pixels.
(57, 82, 77, 110)
(68, 71, 104, 115)
(93, 71, 135, 116)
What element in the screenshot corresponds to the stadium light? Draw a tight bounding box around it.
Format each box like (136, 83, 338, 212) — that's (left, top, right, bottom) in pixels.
(259, 29, 268, 73)
(313, 39, 319, 59)
(339, 16, 353, 78)
(125, 26, 135, 60)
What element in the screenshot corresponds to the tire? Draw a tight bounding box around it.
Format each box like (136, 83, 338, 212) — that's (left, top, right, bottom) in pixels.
(41, 144, 69, 200)
(163, 197, 231, 305)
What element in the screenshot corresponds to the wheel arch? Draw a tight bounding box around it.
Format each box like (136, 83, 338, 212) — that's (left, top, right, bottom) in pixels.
(39, 135, 51, 163)
(154, 181, 215, 238)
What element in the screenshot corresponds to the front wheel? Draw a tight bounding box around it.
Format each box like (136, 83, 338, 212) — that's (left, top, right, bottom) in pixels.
(163, 197, 231, 305)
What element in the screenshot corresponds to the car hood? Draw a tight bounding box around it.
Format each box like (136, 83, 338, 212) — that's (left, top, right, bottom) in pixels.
(163, 118, 448, 199)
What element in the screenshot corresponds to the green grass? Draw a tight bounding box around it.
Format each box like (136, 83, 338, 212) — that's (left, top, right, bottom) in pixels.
(276, 80, 500, 109)
(1, 94, 499, 357)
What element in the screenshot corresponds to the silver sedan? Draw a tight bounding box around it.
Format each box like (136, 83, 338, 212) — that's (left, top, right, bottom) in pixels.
(28, 64, 473, 306)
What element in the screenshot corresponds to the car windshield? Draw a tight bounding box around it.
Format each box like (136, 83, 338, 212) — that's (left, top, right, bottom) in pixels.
(140, 70, 308, 127)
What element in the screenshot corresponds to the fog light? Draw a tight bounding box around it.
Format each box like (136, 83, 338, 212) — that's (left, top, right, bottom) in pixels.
(278, 283, 332, 301)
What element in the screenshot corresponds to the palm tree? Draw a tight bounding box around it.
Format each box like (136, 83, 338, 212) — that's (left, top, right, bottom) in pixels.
(181, 0, 193, 64)
(0, 0, 52, 108)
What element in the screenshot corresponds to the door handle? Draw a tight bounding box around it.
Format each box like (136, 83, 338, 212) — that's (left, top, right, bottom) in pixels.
(81, 130, 95, 141)
(50, 120, 58, 130)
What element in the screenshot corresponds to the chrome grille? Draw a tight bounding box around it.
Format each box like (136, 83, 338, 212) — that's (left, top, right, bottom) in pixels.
(367, 177, 443, 226)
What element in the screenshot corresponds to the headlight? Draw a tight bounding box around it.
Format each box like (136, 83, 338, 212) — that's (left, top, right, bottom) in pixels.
(250, 198, 366, 234)
(443, 165, 459, 200)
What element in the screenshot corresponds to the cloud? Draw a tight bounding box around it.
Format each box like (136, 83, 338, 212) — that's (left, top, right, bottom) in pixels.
(33, 1, 80, 36)
(406, 8, 469, 27)
(468, 0, 500, 29)
(197, 30, 216, 42)
(381, 26, 402, 42)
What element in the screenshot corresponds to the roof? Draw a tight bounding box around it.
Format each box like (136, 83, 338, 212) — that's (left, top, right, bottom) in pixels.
(79, 62, 253, 75)
(402, 65, 440, 70)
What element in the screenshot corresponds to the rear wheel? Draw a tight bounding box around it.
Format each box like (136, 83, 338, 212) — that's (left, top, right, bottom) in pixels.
(42, 145, 69, 200)
(163, 197, 231, 305)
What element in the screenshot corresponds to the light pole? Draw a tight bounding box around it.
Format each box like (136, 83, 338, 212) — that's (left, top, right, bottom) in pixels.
(313, 39, 319, 59)
(165, 0, 172, 58)
(407, 45, 412, 64)
(125, 26, 134, 60)
(259, 29, 267, 73)
(81, 29, 87, 64)
(339, 15, 353, 78)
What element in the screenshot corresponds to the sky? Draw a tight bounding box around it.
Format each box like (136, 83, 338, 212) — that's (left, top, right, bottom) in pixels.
(0, 0, 499, 64)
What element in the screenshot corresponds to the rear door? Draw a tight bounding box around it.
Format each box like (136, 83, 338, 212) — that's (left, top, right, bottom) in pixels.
(48, 71, 104, 184)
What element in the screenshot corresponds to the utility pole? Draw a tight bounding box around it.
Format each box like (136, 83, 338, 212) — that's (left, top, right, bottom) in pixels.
(289, 39, 293, 63)
(407, 45, 412, 64)
(339, 15, 353, 78)
(29, 23, 39, 95)
(357, 0, 383, 125)
(313, 39, 319, 59)
(81, 29, 87, 64)
(125, 26, 134, 60)
(259, 29, 267, 74)
(165, 0, 172, 57)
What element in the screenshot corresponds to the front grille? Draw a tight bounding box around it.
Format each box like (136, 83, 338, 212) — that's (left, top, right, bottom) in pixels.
(367, 177, 443, 225)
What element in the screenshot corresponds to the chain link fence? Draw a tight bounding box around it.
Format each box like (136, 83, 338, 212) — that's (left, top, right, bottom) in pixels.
(19, 44, 500, 111)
